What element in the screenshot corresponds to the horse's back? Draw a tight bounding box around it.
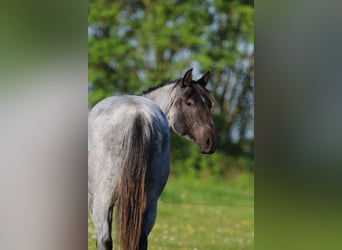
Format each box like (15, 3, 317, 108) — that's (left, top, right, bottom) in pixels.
(88, 95, 169, 151)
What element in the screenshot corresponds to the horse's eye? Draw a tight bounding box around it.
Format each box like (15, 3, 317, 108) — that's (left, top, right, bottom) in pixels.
(206, 100, 212, 109)
(186, 100, 194, 106)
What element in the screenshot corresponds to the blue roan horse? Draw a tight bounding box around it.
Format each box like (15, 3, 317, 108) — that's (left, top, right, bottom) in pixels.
(88, 69, 218, 250)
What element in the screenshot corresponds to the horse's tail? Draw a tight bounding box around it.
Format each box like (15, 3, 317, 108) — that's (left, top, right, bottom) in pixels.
(115, 112, 150, 250)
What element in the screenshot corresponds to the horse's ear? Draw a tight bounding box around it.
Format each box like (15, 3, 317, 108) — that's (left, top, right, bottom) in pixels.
(180, 68, 193, 88)
(198, 71, 210, 87)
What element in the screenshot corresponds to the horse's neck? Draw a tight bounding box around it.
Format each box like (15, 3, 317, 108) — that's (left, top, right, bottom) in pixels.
(141, 83, 175, 117)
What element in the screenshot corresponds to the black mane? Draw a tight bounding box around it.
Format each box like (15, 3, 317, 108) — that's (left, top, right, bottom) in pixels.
(139, 78, 181, 95)
(140, 77, 214, 108)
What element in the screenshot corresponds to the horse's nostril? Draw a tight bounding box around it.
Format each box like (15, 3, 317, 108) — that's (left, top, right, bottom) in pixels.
(206, 137, 212, 147)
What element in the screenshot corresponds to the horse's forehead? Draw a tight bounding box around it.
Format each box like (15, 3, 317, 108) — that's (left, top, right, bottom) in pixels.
(188, 88, 211, 108)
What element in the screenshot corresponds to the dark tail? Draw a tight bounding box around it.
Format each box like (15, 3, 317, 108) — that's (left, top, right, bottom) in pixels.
(114, 113, 150, 250)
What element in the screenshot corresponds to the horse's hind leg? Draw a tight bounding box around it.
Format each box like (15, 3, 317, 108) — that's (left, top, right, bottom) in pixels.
(91, 201, 114, 250)
(139, 200, 158, 250)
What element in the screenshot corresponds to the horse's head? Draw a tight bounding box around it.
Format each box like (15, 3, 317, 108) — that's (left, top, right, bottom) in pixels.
(168, 69, 219, 154)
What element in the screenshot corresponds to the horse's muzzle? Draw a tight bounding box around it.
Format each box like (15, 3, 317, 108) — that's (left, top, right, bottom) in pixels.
(200, 135, 219, 154)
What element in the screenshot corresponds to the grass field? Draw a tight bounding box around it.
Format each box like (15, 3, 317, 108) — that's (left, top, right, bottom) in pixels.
(88, 172, 254, 249)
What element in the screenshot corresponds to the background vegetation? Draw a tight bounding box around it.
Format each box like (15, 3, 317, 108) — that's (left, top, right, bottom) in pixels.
(88, 0, 254, 249)
(88, 0, 254, 178)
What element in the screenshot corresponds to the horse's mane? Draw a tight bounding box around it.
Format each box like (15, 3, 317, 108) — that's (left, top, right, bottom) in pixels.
(140, 78, 180, 96)
(140, 77, 214, 109)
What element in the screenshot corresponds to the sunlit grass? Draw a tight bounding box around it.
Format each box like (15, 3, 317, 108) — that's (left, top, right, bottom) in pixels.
(88, 173, 254, 249)
(149, 204, 253, 250)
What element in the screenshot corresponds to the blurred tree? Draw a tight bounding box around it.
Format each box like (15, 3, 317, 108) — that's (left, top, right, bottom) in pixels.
(88, 0, 254, 174)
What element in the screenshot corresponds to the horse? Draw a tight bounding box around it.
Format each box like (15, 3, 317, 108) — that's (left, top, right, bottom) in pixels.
(88, 68, 218, 250)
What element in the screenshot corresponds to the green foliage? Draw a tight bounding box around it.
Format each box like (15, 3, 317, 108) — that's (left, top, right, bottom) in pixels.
(88, 0, 254, 174)
(160, 173, 254, 205)
(170, 132, 253, 178)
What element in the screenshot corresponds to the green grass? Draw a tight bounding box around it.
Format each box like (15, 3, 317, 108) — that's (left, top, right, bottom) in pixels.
(88, 172, 254, 249)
